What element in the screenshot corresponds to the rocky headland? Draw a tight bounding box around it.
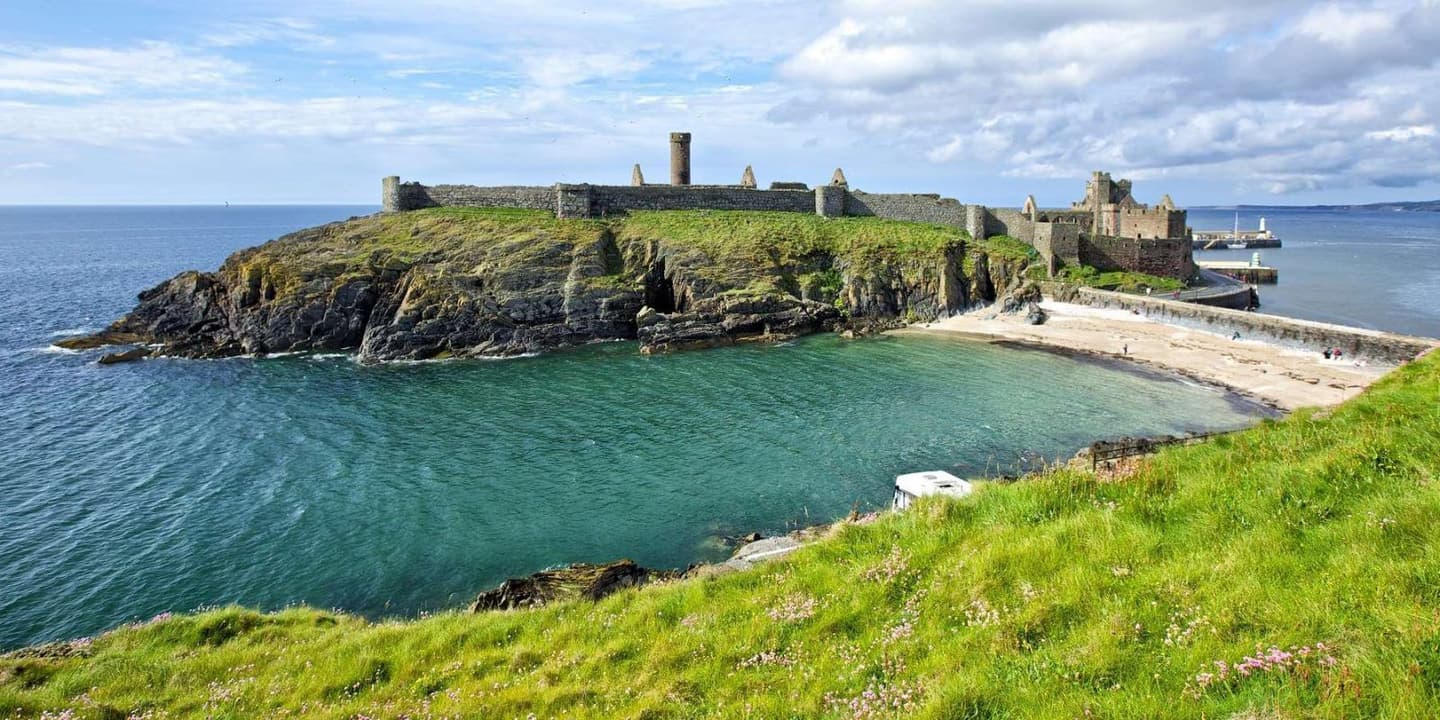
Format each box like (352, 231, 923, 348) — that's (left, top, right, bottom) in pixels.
(60, 208, 1038, 362)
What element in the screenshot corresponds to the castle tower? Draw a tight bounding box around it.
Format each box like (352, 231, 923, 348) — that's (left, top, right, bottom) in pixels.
(669, 132, 692, 186)
(740, 165, 757, 189)
(830, 168, 848, 187)
(382, 176, 400, 213)
(632, 164, 645, 187)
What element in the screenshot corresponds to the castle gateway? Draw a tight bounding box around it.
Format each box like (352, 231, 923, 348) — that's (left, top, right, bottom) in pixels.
(381, 134, 1195, 280)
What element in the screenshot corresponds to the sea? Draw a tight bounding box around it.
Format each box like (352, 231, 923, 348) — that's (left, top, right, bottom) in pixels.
(0, 204, 1433, 650)
(1187, 207, 1440, 338)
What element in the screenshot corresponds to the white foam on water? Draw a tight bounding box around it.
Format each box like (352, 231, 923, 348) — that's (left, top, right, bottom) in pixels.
(37, 345, 84, 355)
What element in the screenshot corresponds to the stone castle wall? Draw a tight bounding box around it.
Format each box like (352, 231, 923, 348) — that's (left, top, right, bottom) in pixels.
(388, 181, 554, 213)
(588, 185, 814, 216)
(1080, 235, 1195, 278)
(843, 191, 971, 227)
(1117, 206, 1187, 240)
(380, 176, 1192, 280)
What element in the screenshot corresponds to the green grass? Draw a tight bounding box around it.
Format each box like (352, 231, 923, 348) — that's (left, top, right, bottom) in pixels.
(5, 352, 1439, 717)
(1054, 264, 1186, 293)
(977, 234, 1038, 264)
(617, 211, 964, 262)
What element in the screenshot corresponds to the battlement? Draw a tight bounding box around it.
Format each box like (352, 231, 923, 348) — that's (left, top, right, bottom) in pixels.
(381, 134, 1194, 279)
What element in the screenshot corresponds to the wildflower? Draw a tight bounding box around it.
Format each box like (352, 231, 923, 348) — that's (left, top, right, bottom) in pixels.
(767, 594, 818, 623)
(737, 649, 796, 669)
(1188, 642, 1339, 698)
(962, 598, 1001, 627)
(823, 679, 924, 719)
(863, 547, 911, 583)
(883, 621, 914, 644)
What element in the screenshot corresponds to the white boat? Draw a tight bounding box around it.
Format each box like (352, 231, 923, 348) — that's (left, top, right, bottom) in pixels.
(893, 470, 973, 510)
(1225, 213, 1245, 249)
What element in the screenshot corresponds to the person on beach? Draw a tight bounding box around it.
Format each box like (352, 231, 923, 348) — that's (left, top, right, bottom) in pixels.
(1324, 349, 1332, 360)
(1335, 348, 1343, 360)
(1123, 344, 1128, 355)
(1232, 331, 1241, 341)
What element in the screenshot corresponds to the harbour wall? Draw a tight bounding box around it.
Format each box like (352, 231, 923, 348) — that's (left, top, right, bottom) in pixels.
(1071, 288, 1437, 364)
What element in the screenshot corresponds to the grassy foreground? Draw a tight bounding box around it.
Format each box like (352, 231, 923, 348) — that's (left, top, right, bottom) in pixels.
(4, 354, 1439, 718)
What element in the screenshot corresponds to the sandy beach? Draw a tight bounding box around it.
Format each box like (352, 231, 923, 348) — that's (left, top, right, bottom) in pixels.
(904, 301, 1394, 412)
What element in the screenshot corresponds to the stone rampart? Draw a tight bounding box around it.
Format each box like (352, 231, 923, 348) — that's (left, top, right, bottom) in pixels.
(381, 175, 1194, 281)
(1079, 235, 1194, 278)
(1073, 288, 1437, 364)
(843, 191, 971, 227)
(588, 184, 814, 215)
(393, 182, 555, 212)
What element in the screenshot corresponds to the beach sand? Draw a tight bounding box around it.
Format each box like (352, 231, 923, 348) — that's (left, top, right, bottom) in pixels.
(902, 301, 1391, 412)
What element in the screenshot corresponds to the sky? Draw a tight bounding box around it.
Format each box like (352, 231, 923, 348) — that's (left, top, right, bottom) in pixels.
(0, 0, 1437, 206)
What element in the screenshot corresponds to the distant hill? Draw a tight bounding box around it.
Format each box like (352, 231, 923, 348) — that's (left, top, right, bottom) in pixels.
(1195, 200, 1440, 212)
(1339, 199, 1440, 212)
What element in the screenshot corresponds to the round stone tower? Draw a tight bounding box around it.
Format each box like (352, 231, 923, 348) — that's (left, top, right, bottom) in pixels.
(669, 132, 692, 186)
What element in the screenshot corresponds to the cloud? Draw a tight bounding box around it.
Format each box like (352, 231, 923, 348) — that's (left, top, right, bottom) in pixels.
(0, 1, 1435, 203)
(6, 161, 50, 171)
(0, 42, 246, 97)
(199, 18, 336, 50)
(770, 0, 1440, 194)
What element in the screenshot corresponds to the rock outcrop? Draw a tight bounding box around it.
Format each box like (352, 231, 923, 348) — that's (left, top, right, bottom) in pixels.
(470, 560, 673, 612)
(61, 209, 1036, 362)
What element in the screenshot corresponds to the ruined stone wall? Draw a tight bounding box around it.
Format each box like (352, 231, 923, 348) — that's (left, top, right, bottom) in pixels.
(393, 182, 555, 212)
(986, 208, 1037, 241)
(1118, 207, 1187, 240)
(1073, 288, 1437, 364)
(588, 185, 814, 215)
(1079, 235, 1194, 278)
(843, 191, 971, 228)
(815, 186, 845, 218)
(1030, 223, 1081, 274)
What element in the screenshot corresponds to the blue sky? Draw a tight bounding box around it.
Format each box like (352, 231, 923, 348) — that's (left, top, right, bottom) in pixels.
(1, 0, 1437, 206)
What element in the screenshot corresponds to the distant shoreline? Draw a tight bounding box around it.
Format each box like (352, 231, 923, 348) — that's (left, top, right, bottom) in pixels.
(1190, 201, 1439, 212)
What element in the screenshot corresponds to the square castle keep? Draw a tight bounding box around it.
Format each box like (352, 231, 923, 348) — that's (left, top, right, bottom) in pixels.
(381, 133, 1195, 280)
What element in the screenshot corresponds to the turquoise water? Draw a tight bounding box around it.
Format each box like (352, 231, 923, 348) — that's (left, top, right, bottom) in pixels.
(0, 207, 1271, 650)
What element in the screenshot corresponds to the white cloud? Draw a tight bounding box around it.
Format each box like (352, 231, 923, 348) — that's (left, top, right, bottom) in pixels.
(772, 0, 1440, 194)
(1366, 124, 1437, 142)
(6, 161, 50, 171)
(199, 18, 336, 50)
(0, 42, 245, 96)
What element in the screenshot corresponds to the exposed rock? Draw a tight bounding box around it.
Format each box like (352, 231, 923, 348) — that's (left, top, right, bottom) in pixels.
(1000, 282, 1043, 314)
(66, 210, 1038, 363)
(469, 560, 674, 612)
(2, 638, 95, 661)
(835, 317, 905, 338)
(98, 347, 151, 364)
(1026, 303, 1048, 325)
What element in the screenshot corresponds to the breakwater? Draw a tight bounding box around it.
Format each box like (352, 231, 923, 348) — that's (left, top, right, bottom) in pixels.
(1072, 288, 1437, 364)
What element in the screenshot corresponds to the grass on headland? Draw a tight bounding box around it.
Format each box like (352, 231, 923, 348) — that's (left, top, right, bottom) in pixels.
(1049, 263, 1186, 293)
(4, 351, 1438, 717)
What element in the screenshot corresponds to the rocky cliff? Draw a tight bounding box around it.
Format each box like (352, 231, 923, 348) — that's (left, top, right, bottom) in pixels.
(62, 208, 1037, 362)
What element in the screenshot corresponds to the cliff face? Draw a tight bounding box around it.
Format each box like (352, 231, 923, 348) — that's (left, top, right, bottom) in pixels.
(64, 209, 1037, 362)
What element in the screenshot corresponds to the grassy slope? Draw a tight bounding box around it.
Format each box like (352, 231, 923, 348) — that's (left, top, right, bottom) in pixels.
(4, 353, 1437, 718)
(1043, 264, 1186, 293)
(220, 207, 970, 303)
